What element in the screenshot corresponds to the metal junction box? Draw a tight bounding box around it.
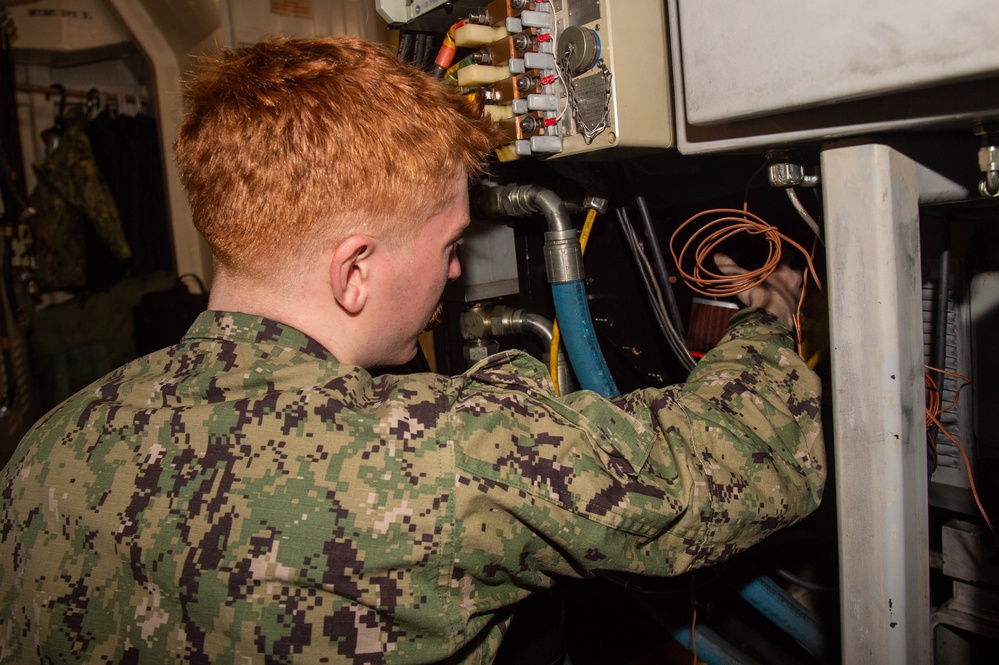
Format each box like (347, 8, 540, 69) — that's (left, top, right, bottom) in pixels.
(667, 0, 999, 153)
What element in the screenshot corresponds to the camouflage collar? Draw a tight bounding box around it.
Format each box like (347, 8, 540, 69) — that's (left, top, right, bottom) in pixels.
(183, 310, 333, 361)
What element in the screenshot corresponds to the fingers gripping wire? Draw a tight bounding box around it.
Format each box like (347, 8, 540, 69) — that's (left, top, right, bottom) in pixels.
(668, 207, 824, 357)
(671, 209, 806, 298)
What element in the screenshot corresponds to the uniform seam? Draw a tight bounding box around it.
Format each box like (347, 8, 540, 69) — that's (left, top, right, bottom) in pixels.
(438, 380, 462, 653)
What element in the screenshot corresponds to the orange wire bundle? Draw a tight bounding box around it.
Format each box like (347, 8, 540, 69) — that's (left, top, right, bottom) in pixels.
(669, 207, 822, 299)
(924, 366, 997, 542)
(669, 207, 823, 358)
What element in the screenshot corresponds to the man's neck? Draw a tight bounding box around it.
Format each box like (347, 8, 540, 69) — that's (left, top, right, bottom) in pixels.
(208, 268, 368, 365)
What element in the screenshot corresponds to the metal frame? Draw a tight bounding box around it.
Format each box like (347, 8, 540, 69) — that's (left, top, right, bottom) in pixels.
(821, 143, 969, 664)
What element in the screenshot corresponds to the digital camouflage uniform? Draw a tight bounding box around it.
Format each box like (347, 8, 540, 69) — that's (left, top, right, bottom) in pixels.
(0, 307, 825, 664)
(28, 107, 132, 290)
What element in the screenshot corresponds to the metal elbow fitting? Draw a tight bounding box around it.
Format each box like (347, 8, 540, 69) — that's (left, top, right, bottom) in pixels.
(978, 145, 999, 198)
(972, 124, 999, 198)
(477, 184, 584, 283)
(459, 304, 574, 391)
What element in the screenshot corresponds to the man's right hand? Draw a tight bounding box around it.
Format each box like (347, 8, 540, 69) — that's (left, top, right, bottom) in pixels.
(714, 253, 802, 327)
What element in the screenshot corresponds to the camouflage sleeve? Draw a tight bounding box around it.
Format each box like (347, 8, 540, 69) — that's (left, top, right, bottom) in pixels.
(446, 307, 825, 606)
(0, 309, 823, 662)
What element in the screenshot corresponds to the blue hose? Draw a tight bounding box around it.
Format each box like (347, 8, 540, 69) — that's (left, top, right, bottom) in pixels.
(670, 624, 764, 665)
(632, 588, 764, 665)
(735, 574, 826, 659)
(551, 280, 618, 397)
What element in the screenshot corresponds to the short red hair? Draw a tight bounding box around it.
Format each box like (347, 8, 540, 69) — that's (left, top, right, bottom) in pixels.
(174, 37, 498, 278)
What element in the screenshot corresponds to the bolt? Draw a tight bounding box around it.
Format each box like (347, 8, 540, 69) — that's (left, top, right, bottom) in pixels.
(583, 195, 609, 215)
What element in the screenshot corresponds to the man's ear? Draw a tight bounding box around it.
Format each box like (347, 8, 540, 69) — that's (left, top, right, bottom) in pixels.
(329, 235, 375, 314)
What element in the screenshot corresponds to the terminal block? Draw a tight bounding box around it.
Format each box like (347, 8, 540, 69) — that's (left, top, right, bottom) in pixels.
(432, 0, 674, 159)
(481, 71, 557, 122)
(417, 0, 562, 159)
(497, 110, 548, 144)
(483, 28, 543, 66)
(459, 1, 561, 159)
(482, 0, 536, 27)
(482, 71, 545, 104)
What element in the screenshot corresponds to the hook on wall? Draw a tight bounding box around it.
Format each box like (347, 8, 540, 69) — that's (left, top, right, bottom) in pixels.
(44, 83, 68, 129)
(86, 88, 100, 115)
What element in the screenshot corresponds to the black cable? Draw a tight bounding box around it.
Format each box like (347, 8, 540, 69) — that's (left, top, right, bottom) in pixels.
(413, 32, 429, 70)
(420, 33, 437, 71)
(0, 19, 22, 418)
(636, 196, 686, 336)
(396, 31, 414, 64)
(0, 228, 14, 416)
(618, 208, 684, 362)
(617, 208, 696, 373)
(0, 147, 28, 215)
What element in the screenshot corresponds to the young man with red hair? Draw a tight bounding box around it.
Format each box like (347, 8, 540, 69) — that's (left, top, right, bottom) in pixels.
(0, 37, 824, 663)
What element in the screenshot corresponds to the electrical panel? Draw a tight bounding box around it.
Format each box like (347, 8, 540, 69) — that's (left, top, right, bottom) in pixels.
(546, 0, 674, 158)
(376, 0, 464, 26)
(381, 0, 674, 160)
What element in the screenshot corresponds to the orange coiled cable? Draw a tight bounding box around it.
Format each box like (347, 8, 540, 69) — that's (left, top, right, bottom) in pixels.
(669, 207, 824, 358)
(669, 207, 823, 298)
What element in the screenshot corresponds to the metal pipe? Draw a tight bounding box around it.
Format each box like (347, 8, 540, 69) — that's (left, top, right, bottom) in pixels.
(478, 184, 573, 233)
(496, 307, 575, 394)
(477, 184, 583, 282)
(459, 305, 575, 393)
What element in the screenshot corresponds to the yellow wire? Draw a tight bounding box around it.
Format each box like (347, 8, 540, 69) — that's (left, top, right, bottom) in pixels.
(550, 208, 598, 396)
